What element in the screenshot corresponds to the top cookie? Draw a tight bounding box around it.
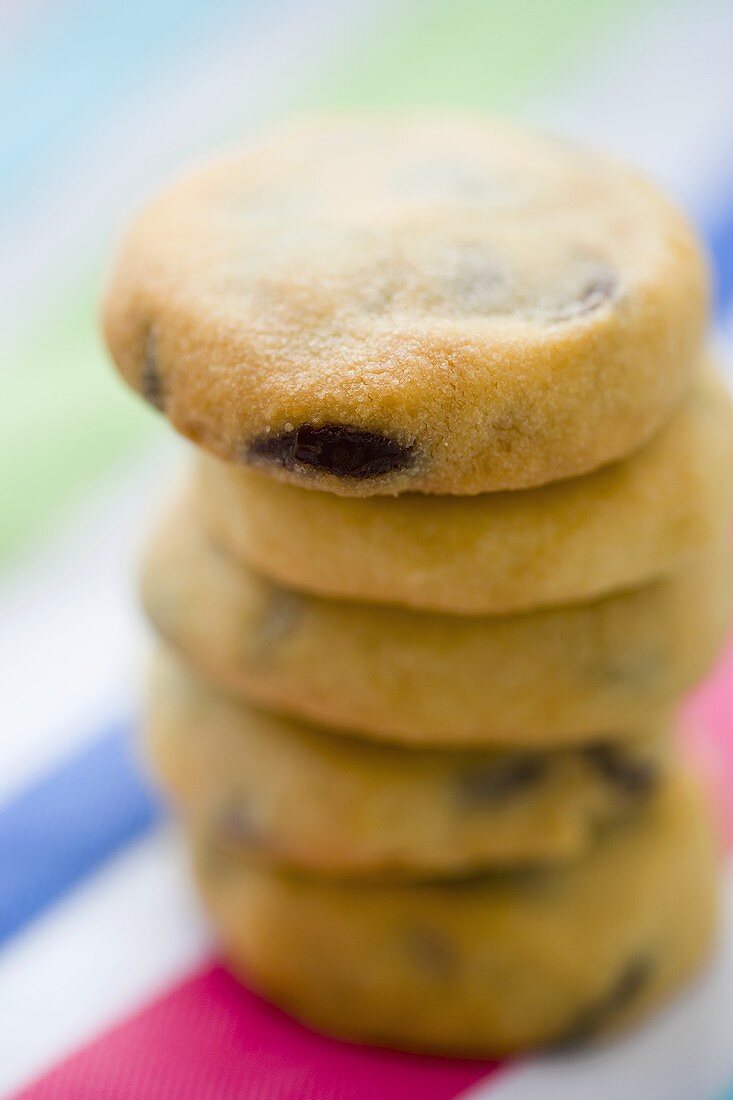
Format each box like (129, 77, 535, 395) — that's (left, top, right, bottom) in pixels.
(103, 116, 708, 495)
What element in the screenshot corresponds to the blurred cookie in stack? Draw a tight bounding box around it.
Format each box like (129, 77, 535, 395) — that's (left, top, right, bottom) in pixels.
(103, 116, 731, 1055)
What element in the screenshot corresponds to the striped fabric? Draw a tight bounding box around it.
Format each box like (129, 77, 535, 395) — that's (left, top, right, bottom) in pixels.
(3, 0, 733, 1096)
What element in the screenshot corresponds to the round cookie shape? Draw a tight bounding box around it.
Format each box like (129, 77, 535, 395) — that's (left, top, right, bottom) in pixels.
(197, 369, 733, 615)
(149, 650, 671, 876)
(103, 115, 708, 496)
(192, 775, 717, 1055)
(141, 501, 731, 747)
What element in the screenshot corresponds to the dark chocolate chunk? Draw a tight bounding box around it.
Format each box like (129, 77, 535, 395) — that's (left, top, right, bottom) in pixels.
(583, 743, 659, 798)
(140, 327, 164, 410)
(547, 955, 653, 1050)
(456, 756, 549, 808)
(403, 925, 458, 979)
(249, 423, 414, 480)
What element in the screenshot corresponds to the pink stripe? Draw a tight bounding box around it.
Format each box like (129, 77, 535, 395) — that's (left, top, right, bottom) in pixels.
(684, 633, 733, 847)
(12, 963, 499, 1099)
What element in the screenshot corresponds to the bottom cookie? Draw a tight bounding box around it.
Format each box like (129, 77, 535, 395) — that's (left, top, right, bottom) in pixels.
(191, 774, 717, 1056)
(149, 649, 670, 875)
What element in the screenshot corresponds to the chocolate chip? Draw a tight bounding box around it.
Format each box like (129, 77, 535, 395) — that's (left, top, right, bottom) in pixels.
(403, 925, 458, 979)
(248, 423, 414, 480)
(583, 743, 659, 798)
(216, 803, 267, 850)
(592, 650, 660, 688)
(577, 270, 617, 313)
(548, 266, 618, 322)
(253, 588, 301, 657)
(456, 757, 549, 808)
(140, 327, 164, 410)
(547, 955, 653, 1050)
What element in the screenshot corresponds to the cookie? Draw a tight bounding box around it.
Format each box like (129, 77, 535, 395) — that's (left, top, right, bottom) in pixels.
(149, 649, 670, 876)
(191, 774, 717, 1055)
(197, 369, 733, 614)
(141, 500, 731, 747)
(103, 115, 707, 496)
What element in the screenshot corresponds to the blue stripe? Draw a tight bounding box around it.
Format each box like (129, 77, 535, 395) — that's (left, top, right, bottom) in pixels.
(0, 721, 161, 946)
(706, 197, 733, 316)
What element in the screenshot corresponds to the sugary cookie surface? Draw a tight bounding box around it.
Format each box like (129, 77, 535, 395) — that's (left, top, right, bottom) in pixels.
(104, 116, 707, 494)
(197, 369, 733, 613)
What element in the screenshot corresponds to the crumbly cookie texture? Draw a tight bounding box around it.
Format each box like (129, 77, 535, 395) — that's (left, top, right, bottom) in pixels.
(141, 499, 731, 747)
(103, 115, 708, 495)
(197, 368, 733, 614)
(192, 774, 717, 1056)
(148, 649, 671, 875)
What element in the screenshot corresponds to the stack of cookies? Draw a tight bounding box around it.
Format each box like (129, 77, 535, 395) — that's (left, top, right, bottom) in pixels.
(103, 118, 733, 1056)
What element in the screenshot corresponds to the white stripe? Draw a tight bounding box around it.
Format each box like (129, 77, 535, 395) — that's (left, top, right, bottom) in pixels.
(0, 440, 180, 803)
(0, 0, 55, 63)
(530, 0, 733, 211)
(465, 864, 733, 1100)
(0, 0, 392, 351)
(715, 308, 733, 375)
(0, 826, 210, 1095)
